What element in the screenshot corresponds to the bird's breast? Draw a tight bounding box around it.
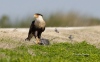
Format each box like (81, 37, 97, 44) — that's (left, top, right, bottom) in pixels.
(34, 20, 46, 28)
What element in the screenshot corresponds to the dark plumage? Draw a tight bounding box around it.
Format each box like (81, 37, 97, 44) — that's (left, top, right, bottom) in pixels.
(68, 35, 74, 41)
(55, 28, 59, 33)
(35, 13, 43, 16)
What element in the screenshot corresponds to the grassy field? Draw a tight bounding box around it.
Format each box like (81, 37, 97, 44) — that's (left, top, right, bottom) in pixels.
(0, 27, 100, 62)
(0, 39, 100, 62)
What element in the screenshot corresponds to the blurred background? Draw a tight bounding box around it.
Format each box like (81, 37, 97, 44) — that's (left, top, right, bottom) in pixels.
(0, 0, 100, 28)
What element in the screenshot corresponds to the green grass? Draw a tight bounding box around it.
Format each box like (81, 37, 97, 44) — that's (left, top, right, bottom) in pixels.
(0, 41, 100, 62)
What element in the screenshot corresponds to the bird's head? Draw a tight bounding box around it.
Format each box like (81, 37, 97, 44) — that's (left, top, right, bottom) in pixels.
(34, 13, 43, 18)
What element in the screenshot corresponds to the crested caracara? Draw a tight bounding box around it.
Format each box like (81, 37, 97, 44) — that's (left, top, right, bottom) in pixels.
(25, 13, 46, 44)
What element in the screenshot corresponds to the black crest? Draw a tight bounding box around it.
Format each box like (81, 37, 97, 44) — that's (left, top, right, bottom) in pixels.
(35, 13, 43, 16)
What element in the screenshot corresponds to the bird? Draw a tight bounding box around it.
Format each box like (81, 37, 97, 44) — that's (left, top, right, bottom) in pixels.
(25, 13, 46, 44)
(68, 35, 74, 41)
(40, 38, 50, 45)
(55, 28, 59, 33)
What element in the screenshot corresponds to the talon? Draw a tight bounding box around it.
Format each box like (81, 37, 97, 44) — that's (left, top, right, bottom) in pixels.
(37, 40, 41, 44)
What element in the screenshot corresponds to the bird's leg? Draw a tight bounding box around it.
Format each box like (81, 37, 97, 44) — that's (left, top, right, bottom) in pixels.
(35, 31, 40, 44)
(36, 37, 40, 44)
(37, 31, 43, 45)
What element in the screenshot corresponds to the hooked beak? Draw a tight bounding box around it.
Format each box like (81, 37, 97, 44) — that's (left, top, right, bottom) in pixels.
(34, 14, 38, 18)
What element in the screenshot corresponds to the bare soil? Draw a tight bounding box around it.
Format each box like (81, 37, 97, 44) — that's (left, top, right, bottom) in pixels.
(0, 26, 100, 49)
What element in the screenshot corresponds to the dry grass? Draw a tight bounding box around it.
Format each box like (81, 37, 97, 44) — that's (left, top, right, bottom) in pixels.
(0, 26, 100, 49)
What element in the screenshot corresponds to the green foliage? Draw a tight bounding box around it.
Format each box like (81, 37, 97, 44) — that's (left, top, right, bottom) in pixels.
(0, 11, 100, 28)
(0, 15, 12, 28)
(46, 11, 100, 27)
(0, 41, 100, 62)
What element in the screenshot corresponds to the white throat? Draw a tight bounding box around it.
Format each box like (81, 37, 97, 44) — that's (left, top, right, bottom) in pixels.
(36, 16, 44, 21)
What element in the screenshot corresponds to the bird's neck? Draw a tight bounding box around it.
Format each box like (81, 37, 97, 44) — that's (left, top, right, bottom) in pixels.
(34, 16, 46, 28)
(36, 16, 44, 21)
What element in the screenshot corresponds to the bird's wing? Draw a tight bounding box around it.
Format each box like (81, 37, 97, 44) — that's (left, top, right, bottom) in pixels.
(28, 20, 35, 34)
(32, 20, 35, 27)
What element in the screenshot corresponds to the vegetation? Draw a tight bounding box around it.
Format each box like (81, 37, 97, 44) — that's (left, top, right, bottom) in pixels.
(0, 11, 100, 28)
(0, 41, 100, 62)
(0, 15, 12, 28)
